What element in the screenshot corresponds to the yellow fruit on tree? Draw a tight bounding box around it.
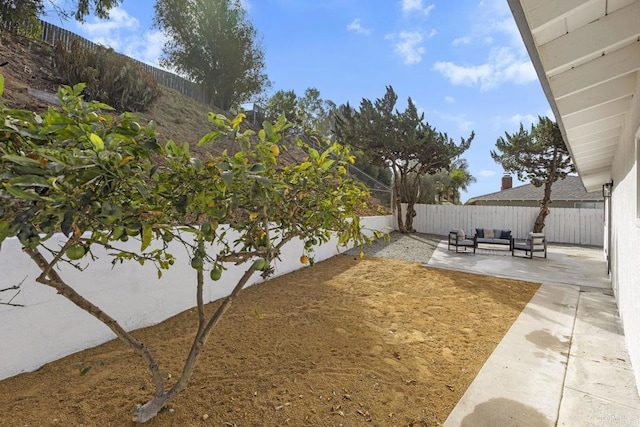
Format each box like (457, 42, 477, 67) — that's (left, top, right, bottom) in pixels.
(300, 255, 309, 264)
(270, 145, 280, 157)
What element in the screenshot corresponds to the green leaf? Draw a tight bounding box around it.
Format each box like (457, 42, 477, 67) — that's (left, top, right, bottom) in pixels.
(91, 102, 115, 111)
(0, 221, 10, 247)
(4, 185, 43, 201)
(197, 131, 221, 146)
(0, 74, 4, 97)
(8, 175, 52, 188)
(221, 171, 234, 186)
(61, 210, 75, 237)
(1, 155, 42, 167)
(89, 133, 104, 151)
(274, 114, 287, 132)
(141, 224, 152, 251)
(263, 121, 274, 139)
(298, 162, 312, 171)
(320, 160, 335, 170)
(255, 176, 271, 187)
(250, 163, 266, 173)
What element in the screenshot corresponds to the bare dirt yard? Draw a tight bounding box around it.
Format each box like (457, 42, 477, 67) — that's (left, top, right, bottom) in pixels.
(0, 244, 539, 426)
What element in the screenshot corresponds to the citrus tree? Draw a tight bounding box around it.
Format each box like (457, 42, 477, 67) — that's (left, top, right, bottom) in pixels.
(0, 75, 377, 422)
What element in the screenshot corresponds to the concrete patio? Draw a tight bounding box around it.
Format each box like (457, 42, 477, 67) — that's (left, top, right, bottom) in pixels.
(428, 242, 640, 426)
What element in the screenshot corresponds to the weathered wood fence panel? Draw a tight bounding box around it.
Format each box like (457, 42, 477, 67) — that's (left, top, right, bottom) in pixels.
(34, 20, 213, 107)
(404, 204, 604, 246)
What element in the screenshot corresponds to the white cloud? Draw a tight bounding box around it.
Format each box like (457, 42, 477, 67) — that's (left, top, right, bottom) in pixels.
(456, 0, 526, 52)
(347, 18, 371, 35)
(452, 36, 471, 46)
(444, 96, 455, 104)
(79, 7, 139, 42)
(402, 0, 435, 17)
(433, 46, 536, 90)
(493, 111, 550, 132)
(437, 112, 474, 132)
(73, 6, 169, 68)
(427, 29, 437, 38)
(479, 170, 497, 178)
(387, 31, 425, 64)
(510, 113, 537, 127)
(122, 30, 168, 67)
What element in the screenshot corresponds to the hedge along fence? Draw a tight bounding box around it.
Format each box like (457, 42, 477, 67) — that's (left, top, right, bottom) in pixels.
(14, 19, 215, 107)
(404, 204, 604, 247)
(0, 216, 394, 381)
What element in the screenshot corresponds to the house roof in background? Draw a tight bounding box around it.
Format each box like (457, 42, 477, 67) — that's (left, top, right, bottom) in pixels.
(507, 0, 640, 192)
(466, 176, 602, 204)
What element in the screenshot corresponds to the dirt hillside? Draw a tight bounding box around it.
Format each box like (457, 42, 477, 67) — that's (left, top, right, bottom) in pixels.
(0, 30, 390, 215)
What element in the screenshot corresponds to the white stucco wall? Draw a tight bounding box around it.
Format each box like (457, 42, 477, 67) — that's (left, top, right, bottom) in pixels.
(0, 216, 394, 380)
(610, 81, 640, 394)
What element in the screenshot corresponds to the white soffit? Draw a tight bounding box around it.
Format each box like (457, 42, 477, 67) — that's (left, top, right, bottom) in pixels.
(509, 0, 640, 192)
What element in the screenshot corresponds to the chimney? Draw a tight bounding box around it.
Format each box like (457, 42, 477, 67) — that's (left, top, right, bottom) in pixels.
(501, 175, 512, 190)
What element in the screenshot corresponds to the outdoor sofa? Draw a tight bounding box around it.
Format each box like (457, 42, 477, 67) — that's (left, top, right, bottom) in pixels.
(474, 228, 514, 250)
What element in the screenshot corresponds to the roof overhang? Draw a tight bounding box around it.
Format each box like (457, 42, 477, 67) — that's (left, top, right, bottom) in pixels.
(507, 0, 640, 192)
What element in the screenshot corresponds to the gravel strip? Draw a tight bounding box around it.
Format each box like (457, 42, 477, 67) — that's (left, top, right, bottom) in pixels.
(343, 231, 445, 264)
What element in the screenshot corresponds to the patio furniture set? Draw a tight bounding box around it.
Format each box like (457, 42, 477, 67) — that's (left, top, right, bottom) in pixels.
(448, 228, 547, 259)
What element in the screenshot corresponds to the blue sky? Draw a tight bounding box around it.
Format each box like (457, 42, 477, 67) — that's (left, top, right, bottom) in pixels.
(42, 0, 553, 202)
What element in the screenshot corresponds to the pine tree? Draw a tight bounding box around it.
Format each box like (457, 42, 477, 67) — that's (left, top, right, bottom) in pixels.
(492, 116, 575, 232)
(335, 86, 473, 232)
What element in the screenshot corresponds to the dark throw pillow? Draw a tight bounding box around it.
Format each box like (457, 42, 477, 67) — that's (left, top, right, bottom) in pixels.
(500, 229, 512, 240)
(475, 228, 484, 238)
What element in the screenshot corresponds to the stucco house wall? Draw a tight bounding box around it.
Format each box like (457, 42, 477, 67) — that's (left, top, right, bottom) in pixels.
(610, 105, 640, 388)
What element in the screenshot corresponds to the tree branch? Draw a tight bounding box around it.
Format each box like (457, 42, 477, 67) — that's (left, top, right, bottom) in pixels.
(23, 246, 166, 397)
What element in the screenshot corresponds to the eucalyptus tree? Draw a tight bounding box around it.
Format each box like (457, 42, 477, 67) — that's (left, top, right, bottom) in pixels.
(154, 0, 269, 110)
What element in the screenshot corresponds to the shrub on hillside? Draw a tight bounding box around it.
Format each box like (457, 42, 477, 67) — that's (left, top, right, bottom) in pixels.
(53, 39, 161, 112)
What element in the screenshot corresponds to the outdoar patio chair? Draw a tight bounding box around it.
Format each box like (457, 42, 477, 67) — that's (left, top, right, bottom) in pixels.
(512, 232, 547, 259)
(448, 229, 476, 253)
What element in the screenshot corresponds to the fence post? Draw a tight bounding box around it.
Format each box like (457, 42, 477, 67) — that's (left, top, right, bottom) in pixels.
(31, 18, 216, 109)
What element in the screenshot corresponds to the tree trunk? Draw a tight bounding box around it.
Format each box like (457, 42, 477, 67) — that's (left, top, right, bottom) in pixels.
(402, 172, 421, 233)
(132, 395, 168, 423)
(534, 142, 560, 233)
(404, 201, 416, 233)
(393, 168, 408, 233)
(395, 194, 406, 233)
(131, 265, 257, 422)
(533, 180, 553, 233)
(23, 247, 167, 407)
(25, 243, 262, 424)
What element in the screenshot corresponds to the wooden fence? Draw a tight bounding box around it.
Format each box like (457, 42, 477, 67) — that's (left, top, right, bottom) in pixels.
(35, 20, 213, 106)
(405, 204, 604, 246)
